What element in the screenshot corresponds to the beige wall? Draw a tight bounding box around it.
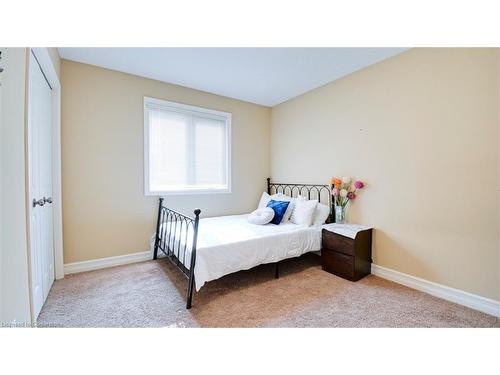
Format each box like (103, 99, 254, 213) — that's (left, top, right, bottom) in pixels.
(498, 49, 500, 293)
(61, 60, 271, 264)
(0, 48, 31, 323)
(271, 48, 500, 300)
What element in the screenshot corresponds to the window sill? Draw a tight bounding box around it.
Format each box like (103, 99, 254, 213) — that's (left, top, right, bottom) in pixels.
(145, 188, 231, 196)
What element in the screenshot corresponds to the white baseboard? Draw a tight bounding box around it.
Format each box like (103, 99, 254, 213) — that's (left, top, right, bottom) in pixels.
(371, 264, 500, 318)
(64, 251, 152, 275)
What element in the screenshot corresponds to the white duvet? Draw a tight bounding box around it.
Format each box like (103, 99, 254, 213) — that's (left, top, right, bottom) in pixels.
(155, 214, 322, 291)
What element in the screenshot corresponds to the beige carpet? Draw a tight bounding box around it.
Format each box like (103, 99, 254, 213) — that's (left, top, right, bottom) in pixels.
(37, 254, 499, 328)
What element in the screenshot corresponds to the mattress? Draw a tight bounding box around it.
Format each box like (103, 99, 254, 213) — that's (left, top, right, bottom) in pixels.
(154, 214, 322, 291)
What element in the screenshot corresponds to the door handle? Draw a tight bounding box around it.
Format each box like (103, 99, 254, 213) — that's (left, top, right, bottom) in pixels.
(33, 198, 45, 207)
(43, 197, 53, 204)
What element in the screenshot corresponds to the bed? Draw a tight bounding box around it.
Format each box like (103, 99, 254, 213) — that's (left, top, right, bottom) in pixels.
(153, 178, 333, 308)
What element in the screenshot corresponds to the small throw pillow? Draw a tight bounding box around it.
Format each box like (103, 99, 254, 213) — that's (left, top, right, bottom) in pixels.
(271, 193, 295, 223)
(290, 198, 318, 226)
(266, 200, 291, 225)
(257, 192, 294, 224)
(247, 207, 275, 225)
(312, 202, 330, 226)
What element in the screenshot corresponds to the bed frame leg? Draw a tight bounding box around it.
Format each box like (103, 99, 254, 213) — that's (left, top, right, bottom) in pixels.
(186, 209, 200, 309)
(153, 197, 164, 260)
(186, 275, 194, 309)
(153, 240, 159, 260)
(275, 262, 279, 279)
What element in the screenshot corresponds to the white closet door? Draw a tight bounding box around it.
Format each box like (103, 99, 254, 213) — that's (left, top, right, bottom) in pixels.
(28, 51, 54, 318)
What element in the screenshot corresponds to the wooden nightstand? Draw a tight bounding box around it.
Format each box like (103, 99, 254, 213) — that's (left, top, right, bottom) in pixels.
(321, 225, 373, 281)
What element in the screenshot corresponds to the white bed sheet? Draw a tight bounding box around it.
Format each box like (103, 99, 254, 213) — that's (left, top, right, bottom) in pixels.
(155, 214, 322, 291)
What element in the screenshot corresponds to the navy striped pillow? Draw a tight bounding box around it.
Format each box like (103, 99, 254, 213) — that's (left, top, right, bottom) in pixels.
(266, 200, 290, 225)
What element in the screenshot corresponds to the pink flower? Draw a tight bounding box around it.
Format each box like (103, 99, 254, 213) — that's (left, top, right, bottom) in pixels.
(347, 192, 356, 200)
(354, 180, 364, 189)
(332, 188, 339, 197)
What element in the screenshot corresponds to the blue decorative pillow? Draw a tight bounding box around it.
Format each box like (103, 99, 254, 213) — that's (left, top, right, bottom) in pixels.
(266, 200, 290, 225)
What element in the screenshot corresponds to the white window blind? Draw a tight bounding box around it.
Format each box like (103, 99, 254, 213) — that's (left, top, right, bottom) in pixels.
(144, 97, 231, 194)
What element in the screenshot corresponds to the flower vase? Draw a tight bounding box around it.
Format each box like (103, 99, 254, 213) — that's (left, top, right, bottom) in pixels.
(335, 205, 347, 224)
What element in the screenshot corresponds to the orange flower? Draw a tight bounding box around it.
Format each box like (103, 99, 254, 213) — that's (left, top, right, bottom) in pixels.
(331, 177, 342, 187)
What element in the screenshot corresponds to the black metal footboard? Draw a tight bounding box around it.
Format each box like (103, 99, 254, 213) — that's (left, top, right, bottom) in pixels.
(153, 197, 201, 309)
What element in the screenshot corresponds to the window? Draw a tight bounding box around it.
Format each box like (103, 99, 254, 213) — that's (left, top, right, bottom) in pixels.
(144, 97, 231, 195)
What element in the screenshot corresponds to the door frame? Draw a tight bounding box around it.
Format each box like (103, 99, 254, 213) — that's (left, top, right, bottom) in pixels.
(28, 48, 63, 283)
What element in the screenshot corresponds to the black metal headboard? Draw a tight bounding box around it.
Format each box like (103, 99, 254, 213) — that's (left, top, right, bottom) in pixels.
(267, 178, 333, 222)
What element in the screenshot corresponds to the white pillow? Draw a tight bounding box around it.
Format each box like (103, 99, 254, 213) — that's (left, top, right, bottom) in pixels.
(257, 192, 295, 224)
(247, 207, 275, 225)
(257, 192, 271, 209)
(312, 202, 330, 226)
(290, 198, 318, 226)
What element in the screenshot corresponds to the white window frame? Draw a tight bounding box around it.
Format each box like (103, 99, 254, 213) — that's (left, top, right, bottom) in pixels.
(144, 96, 232, 195)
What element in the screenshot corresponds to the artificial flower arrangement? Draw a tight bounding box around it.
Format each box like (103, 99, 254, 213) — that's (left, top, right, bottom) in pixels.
(330, 176, 365, 223)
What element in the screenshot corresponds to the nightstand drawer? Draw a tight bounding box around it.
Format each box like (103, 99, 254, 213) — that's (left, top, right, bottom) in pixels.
(322, 230, 355, 256)
(321, 249, 355, 280)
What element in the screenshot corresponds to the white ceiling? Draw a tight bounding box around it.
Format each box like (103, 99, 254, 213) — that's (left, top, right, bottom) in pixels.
(59, 48, 408, 107)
